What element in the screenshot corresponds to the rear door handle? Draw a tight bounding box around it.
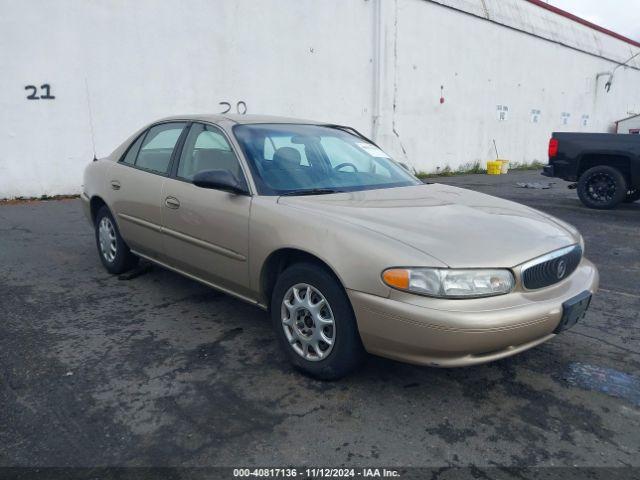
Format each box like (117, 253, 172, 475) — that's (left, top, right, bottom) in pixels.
(110, 180, 121, 190)
(165, 196, 180, 209)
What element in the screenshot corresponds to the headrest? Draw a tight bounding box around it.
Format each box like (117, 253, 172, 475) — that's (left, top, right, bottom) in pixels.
(273, 147, 302, 168)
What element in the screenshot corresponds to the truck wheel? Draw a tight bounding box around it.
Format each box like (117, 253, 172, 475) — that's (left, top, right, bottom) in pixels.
(577, 166, 627, 209)
(95, 206, 139, 274)
(271, 262, 366, 380)
(624, 188, 640, 203)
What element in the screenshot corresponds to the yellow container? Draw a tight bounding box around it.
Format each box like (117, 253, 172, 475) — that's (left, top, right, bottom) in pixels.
(486, 160, 502, 175)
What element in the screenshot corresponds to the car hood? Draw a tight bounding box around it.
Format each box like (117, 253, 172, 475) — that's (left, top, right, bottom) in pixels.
(278, 184, 578, 268)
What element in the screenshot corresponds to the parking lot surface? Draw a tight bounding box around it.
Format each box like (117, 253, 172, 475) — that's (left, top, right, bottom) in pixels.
(1, 170, 639, 469)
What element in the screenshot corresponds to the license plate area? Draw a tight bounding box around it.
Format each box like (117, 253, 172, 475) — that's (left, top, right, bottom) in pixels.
(554, 290, 592, 334)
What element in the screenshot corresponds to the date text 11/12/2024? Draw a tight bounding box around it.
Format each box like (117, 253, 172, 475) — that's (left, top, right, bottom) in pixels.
(233, 467, 401, 478)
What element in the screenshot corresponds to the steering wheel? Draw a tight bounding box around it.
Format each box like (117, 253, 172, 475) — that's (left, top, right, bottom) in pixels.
(333, 162, 359, 172)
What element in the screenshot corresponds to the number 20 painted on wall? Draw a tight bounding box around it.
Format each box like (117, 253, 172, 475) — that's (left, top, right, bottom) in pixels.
(219, 101, 247, 114)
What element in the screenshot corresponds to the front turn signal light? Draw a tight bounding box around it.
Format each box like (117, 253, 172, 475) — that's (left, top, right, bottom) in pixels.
(382, 269, 410, 290)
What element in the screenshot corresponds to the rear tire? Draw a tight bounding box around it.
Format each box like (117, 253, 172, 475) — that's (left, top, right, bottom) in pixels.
(577, 166, 627, 209)
(95, 206, 139, 274)
(624, 188, 640, 203)
(271, 262, 366, 380)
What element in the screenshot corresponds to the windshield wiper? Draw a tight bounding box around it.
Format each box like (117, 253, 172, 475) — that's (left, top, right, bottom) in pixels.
(279, 188, 343, 196)
(324, 124, 381, 147)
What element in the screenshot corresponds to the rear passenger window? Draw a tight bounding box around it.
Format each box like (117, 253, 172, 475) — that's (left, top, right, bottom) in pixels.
(135, 122, 186, 174)
(177, 123, 244, 182)
(121, 134, 144, 165)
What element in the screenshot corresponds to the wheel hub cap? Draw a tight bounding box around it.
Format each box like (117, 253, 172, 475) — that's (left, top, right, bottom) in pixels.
(98, 217, 117, 263)
(295, 308, 315, 336)
(281, 283, 335, 362)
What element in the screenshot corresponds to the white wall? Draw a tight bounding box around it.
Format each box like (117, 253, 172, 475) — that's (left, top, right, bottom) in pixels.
(1, 0, 639, 198)
(376, 0, 640, 168)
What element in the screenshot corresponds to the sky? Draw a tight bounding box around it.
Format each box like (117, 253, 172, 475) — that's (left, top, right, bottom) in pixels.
(547, 0, 640, 42)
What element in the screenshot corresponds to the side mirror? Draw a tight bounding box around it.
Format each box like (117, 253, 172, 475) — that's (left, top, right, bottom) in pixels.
(193, 170, 248, 195)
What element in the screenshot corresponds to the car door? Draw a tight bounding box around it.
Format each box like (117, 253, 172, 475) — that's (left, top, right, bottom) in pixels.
(108, 121, 188, 260)
(161, 123, 253, 298)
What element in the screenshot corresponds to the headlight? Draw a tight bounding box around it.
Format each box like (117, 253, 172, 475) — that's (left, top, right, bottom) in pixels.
(382, 268, 515, 298)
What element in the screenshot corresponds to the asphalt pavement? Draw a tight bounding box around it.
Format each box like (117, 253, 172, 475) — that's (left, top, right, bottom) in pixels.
(1, 170, 639, 472)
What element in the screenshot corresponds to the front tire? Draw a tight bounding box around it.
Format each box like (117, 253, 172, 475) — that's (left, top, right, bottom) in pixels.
(271, 263, 366, 380)
(95, 206, 139, 274)
(577, 166, 627, 209)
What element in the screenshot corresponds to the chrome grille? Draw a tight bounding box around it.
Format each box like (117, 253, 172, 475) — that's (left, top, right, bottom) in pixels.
(521, 245, 582, 290)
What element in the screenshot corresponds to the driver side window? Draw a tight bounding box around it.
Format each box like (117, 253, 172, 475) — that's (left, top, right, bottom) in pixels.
(177, 123, 244, 182)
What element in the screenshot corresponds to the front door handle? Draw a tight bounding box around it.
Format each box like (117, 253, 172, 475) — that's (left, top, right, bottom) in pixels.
(110, 180, 121, 190)
(165, 196, 180, 209)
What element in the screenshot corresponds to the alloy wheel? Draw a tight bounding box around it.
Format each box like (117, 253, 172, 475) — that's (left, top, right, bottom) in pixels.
(281, 283, 335, 361)
(98, 217, 117, 263)
(586, 172, 616, 204)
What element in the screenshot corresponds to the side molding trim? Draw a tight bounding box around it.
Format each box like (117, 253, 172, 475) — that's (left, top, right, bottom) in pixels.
(162, 226, 246, 262)
(118, 213, 246, 262)
(118, 213, 162, 232)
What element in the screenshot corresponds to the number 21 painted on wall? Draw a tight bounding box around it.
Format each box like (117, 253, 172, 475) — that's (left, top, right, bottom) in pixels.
(25, 84, 55, 100)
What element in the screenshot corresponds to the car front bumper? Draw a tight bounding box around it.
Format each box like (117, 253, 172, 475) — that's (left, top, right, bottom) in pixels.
(348, 258, 598, 367)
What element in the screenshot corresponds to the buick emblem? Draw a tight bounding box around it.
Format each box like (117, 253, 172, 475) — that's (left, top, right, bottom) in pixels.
(557, 260, 567, 279)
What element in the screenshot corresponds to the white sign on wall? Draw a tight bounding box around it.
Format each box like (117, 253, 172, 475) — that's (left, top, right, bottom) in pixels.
(561, 112, 571, 125)
(581, 114, 589, 127)
(497, 105, 509, 121)
(531, 109, 541, 123)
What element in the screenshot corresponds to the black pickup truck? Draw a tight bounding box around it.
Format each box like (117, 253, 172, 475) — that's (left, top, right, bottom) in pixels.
(543, 132, 640, 209)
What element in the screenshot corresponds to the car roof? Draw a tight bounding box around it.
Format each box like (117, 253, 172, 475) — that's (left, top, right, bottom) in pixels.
(155, 113, 324, 125)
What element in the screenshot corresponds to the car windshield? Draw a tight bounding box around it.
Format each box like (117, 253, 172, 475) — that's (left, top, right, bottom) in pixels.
(233, 124, 420, 195)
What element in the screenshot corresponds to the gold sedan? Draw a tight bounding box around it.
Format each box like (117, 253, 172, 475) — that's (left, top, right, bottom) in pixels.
(82, 115, 598, 379)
